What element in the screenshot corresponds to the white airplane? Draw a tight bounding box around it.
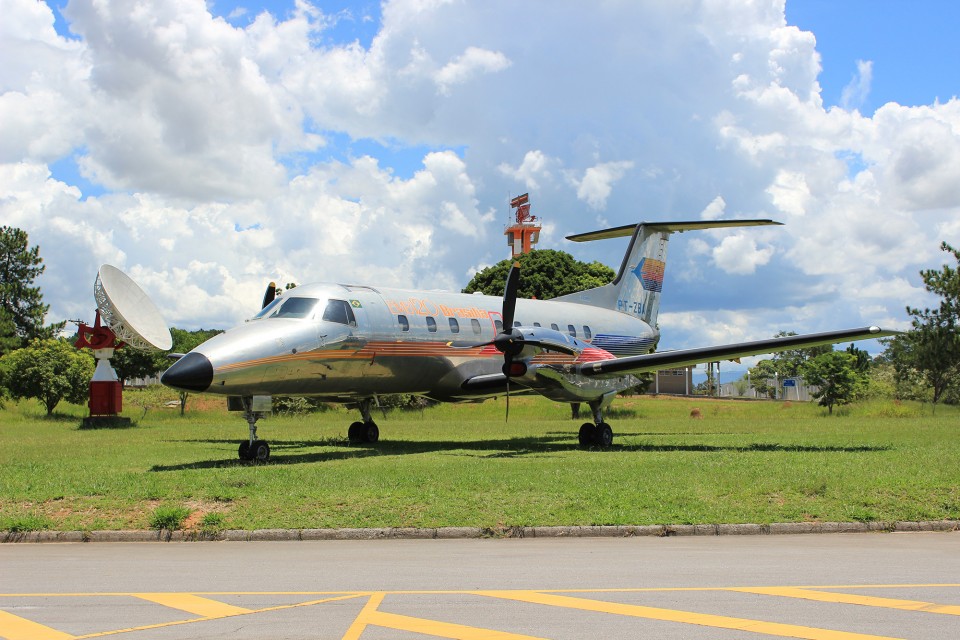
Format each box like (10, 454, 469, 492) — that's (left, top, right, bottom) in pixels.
(161, 219, 893, 461)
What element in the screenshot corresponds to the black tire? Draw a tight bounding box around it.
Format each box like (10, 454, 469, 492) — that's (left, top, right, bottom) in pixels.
(251, 440, 270, 462)
(595, 423, 614, 448)
(578, 422, 596, 447)
(238, 440, 252, 460)
(348, 421, 366, 444)
(365, 422, 380, 443)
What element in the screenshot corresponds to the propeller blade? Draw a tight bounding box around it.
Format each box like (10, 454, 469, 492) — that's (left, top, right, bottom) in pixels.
(505, 378, 510, 423)
(261, 282, 277, 309)
(502, 262, 520, 329)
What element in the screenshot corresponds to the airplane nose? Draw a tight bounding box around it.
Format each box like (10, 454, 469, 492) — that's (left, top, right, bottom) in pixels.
(161, 352, 213, 392)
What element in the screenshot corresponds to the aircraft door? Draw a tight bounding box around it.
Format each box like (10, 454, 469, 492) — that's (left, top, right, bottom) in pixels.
(344, 297, 368, 348)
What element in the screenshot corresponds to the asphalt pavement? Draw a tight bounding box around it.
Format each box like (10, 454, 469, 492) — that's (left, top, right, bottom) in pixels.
(1, 532, 959, 639)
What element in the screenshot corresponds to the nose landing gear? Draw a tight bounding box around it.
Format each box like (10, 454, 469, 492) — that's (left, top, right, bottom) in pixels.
(237, 397, 270, 462)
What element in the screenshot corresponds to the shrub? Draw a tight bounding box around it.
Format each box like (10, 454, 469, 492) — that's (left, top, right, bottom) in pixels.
(149, 504, 191, 530)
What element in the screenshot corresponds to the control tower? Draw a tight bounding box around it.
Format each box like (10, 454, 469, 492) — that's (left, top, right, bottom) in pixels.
(504, 193, 541, 257)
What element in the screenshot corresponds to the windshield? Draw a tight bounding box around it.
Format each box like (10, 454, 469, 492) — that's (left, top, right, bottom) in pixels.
(252, 296, 320, 320)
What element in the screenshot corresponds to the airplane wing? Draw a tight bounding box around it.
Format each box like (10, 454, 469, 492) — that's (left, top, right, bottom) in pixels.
(572, 326, 896, 378)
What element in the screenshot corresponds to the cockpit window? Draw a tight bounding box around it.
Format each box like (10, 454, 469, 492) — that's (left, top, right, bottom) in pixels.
(253, 296, 319, 320)
(321, 299, 357, 326)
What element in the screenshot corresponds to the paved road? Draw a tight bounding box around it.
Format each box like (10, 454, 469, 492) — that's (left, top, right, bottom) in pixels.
(1, 532, 959, 639)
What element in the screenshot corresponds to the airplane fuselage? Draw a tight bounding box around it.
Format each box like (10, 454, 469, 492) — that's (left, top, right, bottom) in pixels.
(188, 282, 657, 403)
(159, 218, 896, 459)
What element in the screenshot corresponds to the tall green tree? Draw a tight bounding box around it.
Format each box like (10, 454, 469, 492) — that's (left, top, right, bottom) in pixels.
(0, 226, 62, 351)
(0, 339, 95, 416)
(463, 250, 615, 300)
(0, 309, 20, 356)
(890, 242, 960, 408)
(801, 351, 867, 415)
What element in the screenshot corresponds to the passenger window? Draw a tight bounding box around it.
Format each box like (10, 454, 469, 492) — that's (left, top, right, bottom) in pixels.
(550, 323, 559, 331)
(426, 316, 437, 332)
(448, 318, 460, 333)
(494, 320, 503, 333)
(398, 315, 409, 332)
(568, 324, 577, 337)
(321, 299, 356, 326)
(583, 326, 592, 340)
(514, 321, 521, 327)
(471, 318, 482, 334)
(533, 322, 541, 327)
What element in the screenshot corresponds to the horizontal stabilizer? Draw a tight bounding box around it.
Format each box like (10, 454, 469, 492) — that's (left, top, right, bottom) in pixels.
(574, 326, 897, 378)
(566, 219, 782, 243)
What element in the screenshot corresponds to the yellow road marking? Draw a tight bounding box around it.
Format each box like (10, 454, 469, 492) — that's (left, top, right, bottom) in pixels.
(0, 609, 75, 640)
(341, 592, 384, 640)
(732, 587, 960, 615)
(340, 592, 546, 640)
(362, 610, 547, 639)
(4, 586, 958, 640)
(132, 593, 250, 617)
(477, 590, 902, 640)
(74, 594, 365, 638)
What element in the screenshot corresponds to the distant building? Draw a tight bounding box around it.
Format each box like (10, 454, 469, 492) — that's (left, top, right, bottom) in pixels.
(651, 367, 693, 395)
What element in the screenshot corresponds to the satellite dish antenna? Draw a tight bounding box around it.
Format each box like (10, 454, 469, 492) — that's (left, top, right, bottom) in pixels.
(94, 264, 172, 351)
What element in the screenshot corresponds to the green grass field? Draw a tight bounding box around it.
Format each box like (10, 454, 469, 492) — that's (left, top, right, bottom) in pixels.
(1, 389, 958, 532)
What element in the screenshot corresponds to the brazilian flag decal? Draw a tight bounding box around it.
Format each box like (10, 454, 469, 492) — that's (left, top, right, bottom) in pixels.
(350, 299, 363, 308)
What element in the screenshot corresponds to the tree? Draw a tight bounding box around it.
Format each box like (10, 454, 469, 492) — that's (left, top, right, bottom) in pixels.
(0, 308, 20, 356)
(769, 331, 833, 379)
(732, 374, 751, 397)
(0, 226, 62, 351)
(463, 250, 615, 300)
(877, 337, 936, 402)
(110, 347, 169, 386)
(0, 339, 95, 416)
(895, 242, 960, 409)
(747, 359, 779, 399)
(800, 351, 867, 415)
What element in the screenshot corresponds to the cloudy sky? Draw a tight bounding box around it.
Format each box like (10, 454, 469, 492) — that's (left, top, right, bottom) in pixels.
(3, 0, 959, 370)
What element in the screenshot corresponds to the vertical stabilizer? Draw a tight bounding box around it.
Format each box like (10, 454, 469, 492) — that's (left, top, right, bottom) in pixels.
(553, 219, 781, 328)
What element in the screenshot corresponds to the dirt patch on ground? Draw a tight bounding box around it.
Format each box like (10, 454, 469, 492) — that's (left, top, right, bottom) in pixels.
(179, 500, 232, 530)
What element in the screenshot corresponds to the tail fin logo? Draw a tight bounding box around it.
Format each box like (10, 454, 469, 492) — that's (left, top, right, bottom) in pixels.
(632, 258, 665, 293)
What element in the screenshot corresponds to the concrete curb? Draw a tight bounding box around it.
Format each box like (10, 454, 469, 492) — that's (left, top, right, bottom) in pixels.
(2, 520, 958, 543)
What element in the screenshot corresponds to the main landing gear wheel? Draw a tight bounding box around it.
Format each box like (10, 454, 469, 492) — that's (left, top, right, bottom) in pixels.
(348, 421, 379, 444)
(578, 422, 614, 448)
(578, 423, 595, 447)
(595, 423, 613, 448)
(239, 439, 270, 461)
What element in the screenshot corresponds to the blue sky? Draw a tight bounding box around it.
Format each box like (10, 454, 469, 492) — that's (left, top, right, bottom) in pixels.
(787, 1, 960, 111)
(5, 0, 960, 366)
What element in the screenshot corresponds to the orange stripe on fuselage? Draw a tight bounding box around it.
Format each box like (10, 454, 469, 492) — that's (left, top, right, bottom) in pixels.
(213, 342, 616, 376)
